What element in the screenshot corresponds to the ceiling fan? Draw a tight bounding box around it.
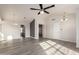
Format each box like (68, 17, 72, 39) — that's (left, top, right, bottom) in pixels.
(30, 4, 55, 15)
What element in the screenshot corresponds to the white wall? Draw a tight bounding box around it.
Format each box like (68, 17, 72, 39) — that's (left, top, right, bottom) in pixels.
(0, 24, 2, 40)
(0, 21, 30, 41)
(34, 14, 76, 43)
(25, 23, 30, 38)
(1, 22, 21, 40)
(46, 14, 76, 43)
(35, 15, 47, 39)
(76, 10, 79, 48)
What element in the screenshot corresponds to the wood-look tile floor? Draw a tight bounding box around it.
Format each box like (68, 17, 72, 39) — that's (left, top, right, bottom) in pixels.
(0, 38, 79, 55)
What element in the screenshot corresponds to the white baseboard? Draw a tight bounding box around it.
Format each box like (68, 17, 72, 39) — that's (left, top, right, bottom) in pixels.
(45, 37, 76, 43)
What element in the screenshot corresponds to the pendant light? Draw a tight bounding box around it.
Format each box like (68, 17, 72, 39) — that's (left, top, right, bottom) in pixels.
(61, 12, 68, 22)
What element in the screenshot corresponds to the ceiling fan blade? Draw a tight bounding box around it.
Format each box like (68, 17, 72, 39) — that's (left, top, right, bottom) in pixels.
(39, 4, 43, 9)
(30, 8, 40, 10)
(44, 5, 55, 10)
(44, 10, 49, 14)
(38, 12, 40, 15)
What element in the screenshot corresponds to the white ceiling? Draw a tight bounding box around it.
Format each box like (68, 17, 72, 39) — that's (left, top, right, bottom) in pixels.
(0, 4, 79, 23)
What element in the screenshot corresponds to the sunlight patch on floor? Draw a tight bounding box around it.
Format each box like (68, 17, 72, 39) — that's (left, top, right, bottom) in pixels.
(46, 47, 56, 55)
(46, 40, 56, 46)
(39, 42, 51, 49)
(0, 32, 4, 40)
(7, 35, 13, 40)
(54, 44, 62, 49)
(59, 46, 79, 55)
(54, 51, 63, 55)
(39, 40, 79, 55)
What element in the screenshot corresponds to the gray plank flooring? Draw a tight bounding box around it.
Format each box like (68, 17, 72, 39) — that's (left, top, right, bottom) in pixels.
(0, 38, 79, 55)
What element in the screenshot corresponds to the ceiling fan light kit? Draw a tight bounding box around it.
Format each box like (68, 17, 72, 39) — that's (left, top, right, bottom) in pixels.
(61, 17, 68, 22)
(40, 11, 44, 14)
(61, 12, 68, 22)
(30, 4, 55, 15)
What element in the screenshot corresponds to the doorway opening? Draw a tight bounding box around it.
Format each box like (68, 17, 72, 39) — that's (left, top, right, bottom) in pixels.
(20, 25, 25, 39)
(39, 24, 43, 38)
(30, 20, 35, 38)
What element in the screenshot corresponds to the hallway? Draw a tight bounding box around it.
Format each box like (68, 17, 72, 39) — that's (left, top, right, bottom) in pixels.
(0, 38, 79, 55)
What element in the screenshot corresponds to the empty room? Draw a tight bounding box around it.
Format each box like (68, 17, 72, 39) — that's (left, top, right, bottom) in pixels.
(0, 4, 79, 55)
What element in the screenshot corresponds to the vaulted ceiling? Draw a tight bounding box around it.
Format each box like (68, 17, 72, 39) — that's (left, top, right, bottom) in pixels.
(0, 4, 79, 24)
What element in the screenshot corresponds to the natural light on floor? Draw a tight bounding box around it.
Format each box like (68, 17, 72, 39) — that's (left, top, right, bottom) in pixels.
(39, 40, 79, 55)
(39, 42, 51, 49)
(0, 32, 4, 40)
(7, 35, 13, 40)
